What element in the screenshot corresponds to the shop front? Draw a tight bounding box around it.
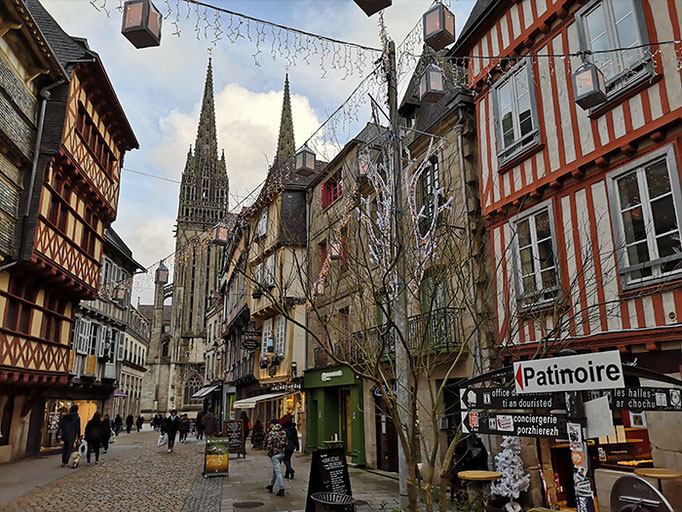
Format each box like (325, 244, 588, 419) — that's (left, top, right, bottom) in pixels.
(232, 382, 304, 432)
(304, 366, 365, 466)
(41, 399, 101, 452)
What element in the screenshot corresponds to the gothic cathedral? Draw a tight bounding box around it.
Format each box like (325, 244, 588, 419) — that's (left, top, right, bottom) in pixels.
(141, 60, 228, 416)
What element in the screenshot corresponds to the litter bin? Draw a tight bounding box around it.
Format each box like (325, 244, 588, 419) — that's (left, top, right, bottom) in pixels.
(311, 492, 356, 512)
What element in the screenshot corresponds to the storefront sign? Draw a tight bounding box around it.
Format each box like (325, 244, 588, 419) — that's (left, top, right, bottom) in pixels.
(268, 382, 302, 392)
(224, 419, 246, 457)
(461, 410, 567, 438)
(585, 386, 682, 412)
(204, 438, 229, 477)
(374, 383, 397, 397)
(305, 448, 353, 512)
(321, 369, 344, 382)
(241, 331, 261, 352)
(514, 351, 624, 394)
(304, 366, 356, 388)
(460, 386, 564, 410)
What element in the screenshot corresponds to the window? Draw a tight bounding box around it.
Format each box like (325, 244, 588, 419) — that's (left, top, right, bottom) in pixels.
(265, 254, 276, 288)
(493, 61, 539, 164)
(256, 208, 268, 238)
(117, 331, 124, 361)
(608, 146, 682, 287)
(512, 204, 560, 308)
(576, 0, 650, 94)
(418, 157, 441, 236)
(76, 105, 117, 176)
(274, 315, 286, 356)
(261, 318, 274, 354)
(322, 171, 343, 208)
(184, 375, 203, 404)
(88, 323, 99, 355)
(3, 279, 38, 336)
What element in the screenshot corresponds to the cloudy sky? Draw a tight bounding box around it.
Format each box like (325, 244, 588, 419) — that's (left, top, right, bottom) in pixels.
(43, 0, 475, 302)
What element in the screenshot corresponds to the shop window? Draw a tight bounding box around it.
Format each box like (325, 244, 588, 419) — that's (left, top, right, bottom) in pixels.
(575, 0, 652, 100)
(184, 374, 203, 404)
(607, 146, 682, 288)
(322, 171, 343, 208)
(492, 60, 540, 166)
(511, 202, 560, 310)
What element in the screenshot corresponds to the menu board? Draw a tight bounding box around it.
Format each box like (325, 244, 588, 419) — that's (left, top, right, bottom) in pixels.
(305, 448, 353, 512)
(204, 438, 229, 477)
(224, 419, 246, 457)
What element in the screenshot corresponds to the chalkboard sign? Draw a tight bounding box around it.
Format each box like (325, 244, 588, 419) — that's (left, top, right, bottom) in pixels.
(305, 447, 353, 512)
(224, 419, 246, 458)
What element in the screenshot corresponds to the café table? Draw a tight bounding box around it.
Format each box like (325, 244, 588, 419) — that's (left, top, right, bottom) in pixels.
(634, 467, 682, 492)
(458, 470, 503, 507)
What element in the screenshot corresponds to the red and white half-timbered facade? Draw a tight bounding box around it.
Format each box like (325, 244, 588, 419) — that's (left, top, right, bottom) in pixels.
(454, 0, 681, 508)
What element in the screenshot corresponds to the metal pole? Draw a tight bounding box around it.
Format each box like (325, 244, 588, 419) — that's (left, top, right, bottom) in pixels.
(387, 39, 410, 508)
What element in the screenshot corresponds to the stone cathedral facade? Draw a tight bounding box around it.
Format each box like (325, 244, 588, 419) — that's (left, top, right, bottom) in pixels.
(141, 60, 228, 416)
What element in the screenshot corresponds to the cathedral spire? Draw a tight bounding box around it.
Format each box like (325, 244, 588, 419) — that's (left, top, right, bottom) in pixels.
(274, 73, 295, 166)
(194, 58, 218, 161)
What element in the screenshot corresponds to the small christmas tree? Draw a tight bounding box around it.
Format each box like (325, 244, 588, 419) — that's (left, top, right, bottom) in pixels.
(491, 436, 531, 512)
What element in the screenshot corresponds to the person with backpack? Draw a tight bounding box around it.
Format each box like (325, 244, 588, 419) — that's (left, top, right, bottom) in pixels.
(163, 409, 180, 452)
(59, 405, 80, 467)
(84, 412, 103, 465)
(264, 419, 287, 496)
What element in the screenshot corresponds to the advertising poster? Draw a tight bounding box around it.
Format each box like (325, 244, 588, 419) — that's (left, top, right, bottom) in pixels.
(204, 438, 230, 477)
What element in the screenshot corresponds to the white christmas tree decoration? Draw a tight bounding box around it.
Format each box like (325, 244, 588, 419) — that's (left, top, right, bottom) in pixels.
(491, 436, 531, 512)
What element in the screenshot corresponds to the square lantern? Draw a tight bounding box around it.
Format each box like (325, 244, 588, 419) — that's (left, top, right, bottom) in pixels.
(354, 0, 392, 17)
(113, 284, 127, 301)
(296, 146, 316, 176)
(211, 222, 229, 246)
(420, 64, 445, 103)
(357, 150, 371, 179)
(423, 4, 455, 51)
(155, 260, 168, 284)
(573, 61, 607, 110)
(121, 0, 162, 49)
(329, 239, 343, 260)
(313, 279, 325, 296)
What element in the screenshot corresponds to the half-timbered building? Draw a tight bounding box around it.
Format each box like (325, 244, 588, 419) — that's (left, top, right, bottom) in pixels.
(0, 0, 137, 461)
(453, 0, 682, 508)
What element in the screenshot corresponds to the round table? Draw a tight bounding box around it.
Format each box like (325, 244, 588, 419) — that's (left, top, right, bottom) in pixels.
(458, 471, 502, 507)
(634, 468, 682, 492)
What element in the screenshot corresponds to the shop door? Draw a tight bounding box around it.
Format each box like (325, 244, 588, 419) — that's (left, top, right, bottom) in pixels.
(340, 388, 352, 455)
(375, 395, 398, 472)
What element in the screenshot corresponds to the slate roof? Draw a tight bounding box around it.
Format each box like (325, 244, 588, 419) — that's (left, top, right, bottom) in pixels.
(104, 228, 146, 272)
(137, 304, 172, 324)
(452, 0, 499, 54)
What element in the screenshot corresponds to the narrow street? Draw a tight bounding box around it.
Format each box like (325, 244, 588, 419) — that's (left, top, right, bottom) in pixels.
(0, 430, 400, 512)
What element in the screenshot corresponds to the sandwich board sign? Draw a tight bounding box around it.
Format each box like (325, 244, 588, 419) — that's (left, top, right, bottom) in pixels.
(514, 350, 624, 394)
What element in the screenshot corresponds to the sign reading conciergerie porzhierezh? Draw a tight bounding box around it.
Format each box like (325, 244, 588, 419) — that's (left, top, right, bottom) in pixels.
(514, 350, 625, 394)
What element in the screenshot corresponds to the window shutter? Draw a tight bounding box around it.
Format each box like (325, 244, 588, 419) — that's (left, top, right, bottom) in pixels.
(266, 254, 276, 287)
(97, 325, 106, 357)
(79, 320, 89, 354)
(275, 316, 286, 356)
(117, 331, 124, 361)
(72, 318, 80, 350)
(261, 318, 273, 353)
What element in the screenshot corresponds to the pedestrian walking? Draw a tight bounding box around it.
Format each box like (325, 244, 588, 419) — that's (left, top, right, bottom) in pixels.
(203, 410, 218, 437)
(114, 414, 122, 435)
(282, 416, 299, 479)
(195, 411, 204, 440)
(251, 419, 264, 449)
(101, 414, 112, 454)
(264, 419, 288, 496)
(163, 409, 180, 452)
(59, 405, 80, 467)
(84, 412, 103, 466)
(125, 414, 134, 434)
(179, 414, 190, 443)
(136, 414, 144, 432)
(240, 411, 252, 439)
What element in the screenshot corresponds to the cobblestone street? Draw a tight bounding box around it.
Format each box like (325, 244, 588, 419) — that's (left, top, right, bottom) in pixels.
(1, 430, 401, 512)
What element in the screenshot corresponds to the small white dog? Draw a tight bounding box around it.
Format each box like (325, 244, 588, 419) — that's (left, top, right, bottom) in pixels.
(68, 450, 81, 468)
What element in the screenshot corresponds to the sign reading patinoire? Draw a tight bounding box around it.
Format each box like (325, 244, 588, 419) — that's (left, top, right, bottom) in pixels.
(514, 351, 624, 394)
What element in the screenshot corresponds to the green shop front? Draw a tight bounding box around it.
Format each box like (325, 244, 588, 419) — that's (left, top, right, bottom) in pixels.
(304, 366, 365, 466)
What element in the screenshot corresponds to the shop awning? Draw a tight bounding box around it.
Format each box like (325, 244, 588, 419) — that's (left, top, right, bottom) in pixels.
(113, 389, 127, 398)
(191, 384, 220, 399)
(232, 391, 291, 409)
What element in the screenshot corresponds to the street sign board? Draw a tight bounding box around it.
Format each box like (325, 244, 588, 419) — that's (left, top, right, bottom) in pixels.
(460, 386, 565, 410)
(514, 351, 624, 394)
(586, 386, 682, 412)
(461, 410, 567, 438)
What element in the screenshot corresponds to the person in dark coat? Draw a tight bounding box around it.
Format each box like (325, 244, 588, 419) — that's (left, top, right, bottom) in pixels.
(84, 412, 103, 465)
(101, 414, 112, 454)
(250, 419, 264, 449)
(125, 414, 134, 434)
(195, 411, 204, 440)
(163, 409, 180, 452)
(202, 411, 218, 437)
(240, 411, 252, 438)
(136, 415, 144, 432)
(178, 414, 190, 443)
(59, 405, 81, 467)
(282, 416, 299, 479)
(114, 414, 123, 435)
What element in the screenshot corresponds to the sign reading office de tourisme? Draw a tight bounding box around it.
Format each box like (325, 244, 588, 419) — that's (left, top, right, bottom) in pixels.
(514, 350, 625, 394)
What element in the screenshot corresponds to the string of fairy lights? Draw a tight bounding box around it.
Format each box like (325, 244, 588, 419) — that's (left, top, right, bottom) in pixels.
(90, 0, 682, 302)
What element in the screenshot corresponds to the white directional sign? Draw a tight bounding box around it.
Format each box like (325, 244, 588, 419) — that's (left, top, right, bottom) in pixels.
(514, 351, 624, 394)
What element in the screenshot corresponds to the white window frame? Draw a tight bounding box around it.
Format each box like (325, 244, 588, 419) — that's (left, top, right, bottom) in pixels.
(116, 330, 124, 361)
(88, 322, 99, 355)
(274, 315, 286, 357)
(265, 254, 276, 288)
(256, 208, 268, 238)
(96, 325, 106, 358)
(510, 201, 561, 310)
(261, 318, 274, 354)
(575, 0, 651, 98)
(492, 59, 540, 166)
(607, 145, 682, 289)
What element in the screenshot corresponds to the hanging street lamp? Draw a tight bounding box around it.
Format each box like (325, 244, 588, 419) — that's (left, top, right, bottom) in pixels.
(572, 60, 607, 110)
(420, 64, 446, 103)
(353, 0, 392, 17)
(423, 3, 455, 51)
(121, 0, 162, 48)
(155, 260, 169, 284)
(211, 222, 230, 246)
(295, 145, 316, 176)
